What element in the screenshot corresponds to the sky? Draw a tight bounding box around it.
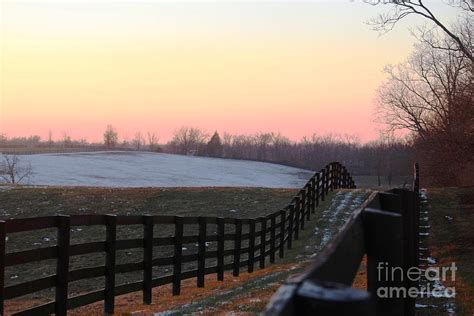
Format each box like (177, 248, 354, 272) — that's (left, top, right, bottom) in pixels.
(0, 1, 461, 143)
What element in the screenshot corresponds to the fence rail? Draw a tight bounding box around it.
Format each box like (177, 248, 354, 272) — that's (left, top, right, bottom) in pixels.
(0, 162, 355, 316)
(264, 163, 420, 316)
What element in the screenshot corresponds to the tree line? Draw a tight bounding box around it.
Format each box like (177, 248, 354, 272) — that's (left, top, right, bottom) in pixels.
(0, 127, 414, 184)
(167, 128, 414, 184)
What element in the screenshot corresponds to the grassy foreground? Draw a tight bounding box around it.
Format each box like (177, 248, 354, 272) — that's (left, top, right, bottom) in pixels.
(0, 186, 296, 313)
(0, 186, 370, 315)
(0, 186, 296, 220)
(417, 187, 474, 316)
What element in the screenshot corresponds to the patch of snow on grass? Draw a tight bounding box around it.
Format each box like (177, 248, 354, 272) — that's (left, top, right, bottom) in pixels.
(313, 190, 368, 251)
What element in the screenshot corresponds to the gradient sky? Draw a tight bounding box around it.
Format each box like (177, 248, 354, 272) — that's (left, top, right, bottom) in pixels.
(0, 1, 460, 143)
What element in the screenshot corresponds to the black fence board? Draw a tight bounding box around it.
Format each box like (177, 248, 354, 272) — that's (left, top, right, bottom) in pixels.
(5, 246, 58, 266)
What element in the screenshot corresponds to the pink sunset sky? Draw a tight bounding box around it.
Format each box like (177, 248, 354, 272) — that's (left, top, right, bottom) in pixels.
(0, 1, 459, 143)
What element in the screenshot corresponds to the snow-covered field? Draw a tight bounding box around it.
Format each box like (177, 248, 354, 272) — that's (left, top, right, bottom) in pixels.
(20, 151, 314, 188)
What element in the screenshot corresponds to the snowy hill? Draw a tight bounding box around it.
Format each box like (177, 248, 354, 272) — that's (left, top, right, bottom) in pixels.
(21, 151, 314, 188)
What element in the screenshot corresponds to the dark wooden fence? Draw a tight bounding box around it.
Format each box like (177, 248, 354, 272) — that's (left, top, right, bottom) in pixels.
(0, 162, 355, 316)
(264, 162, 420, 316)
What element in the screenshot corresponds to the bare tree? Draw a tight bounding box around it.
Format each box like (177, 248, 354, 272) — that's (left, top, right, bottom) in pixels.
(0, 154, 32, 184)
(366, 0, 473, 61)
(377, 17, 473, 186)
(104, 125, 119, 148)
(272, 133, 292, 161)
(147, 132, 159, 151)
(376, 19, 472, 138)
(78, 138, 88, 146)
(121, 139, 130, 147)
(342, 134, 361, 147)
(48, 130, 54, 148)
(222, 133, 233, 157)
(169, 127, 208, 155)
(254, 133, 273, 160)
(0, 134, 6, 146)
(132, 132, 144, 151)
(62, 131, 72, 148)
(230, 134, 254, 159)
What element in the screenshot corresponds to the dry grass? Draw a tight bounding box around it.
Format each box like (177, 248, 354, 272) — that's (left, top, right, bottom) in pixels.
(71, 263, 299, 316)
(1, 187, 297, 315)
(1, 188, 372, 315)
(417, 187, 474, 315)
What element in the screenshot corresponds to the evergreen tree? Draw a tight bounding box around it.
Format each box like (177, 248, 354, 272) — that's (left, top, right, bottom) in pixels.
(207, 131, 223, 157)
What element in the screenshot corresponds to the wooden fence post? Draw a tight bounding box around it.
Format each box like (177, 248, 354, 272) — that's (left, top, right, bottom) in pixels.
(337, 163, 342, 189)
(345, 166, 349, 188)
(198, 216, 207, 286)
(320, 170, 326, 202)
(413, 164, 420, 271)
(316, 173, 321, 206)
(233, 219, 242, 277)
(391, 189, 417, 316)
(105, 214, 117, 315)
(331, 164, 335, 191)
(332, 163, 337, 189)
(325, 165, 330, 194)
(413, 162, 420, 273)
(307, 184, 311, 219)
(287, 206, 294, 249)
(330, 163, 334, 189)
(300, 191, 306, 230)
(217, 217, 225, 281)
(279, 210, 286, 258)
(0, 221, 5, 316)
(305, 186, 311, 221)
(143, 215, 154, 304)
(365, 207, 404, 316)
(311, 178, 317, 212)
(173, 216, 184, 296)
(342, 166, 347, 188)
(294, 197, 301, 240)
(407, 189, 419, 316)
(413, 163, 420, 196)
(336, 163, 341, 189)
(337, 163, 341, 188)
(259, 217, 267, 269)
(248, 219, 256, 273)
(55, 215, 70, 316)
(270, 214, 276, 264)
(331, 163, 337, 191)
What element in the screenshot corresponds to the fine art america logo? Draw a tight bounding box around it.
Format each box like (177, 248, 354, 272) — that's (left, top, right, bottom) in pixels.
(376, 262, 456, 298)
